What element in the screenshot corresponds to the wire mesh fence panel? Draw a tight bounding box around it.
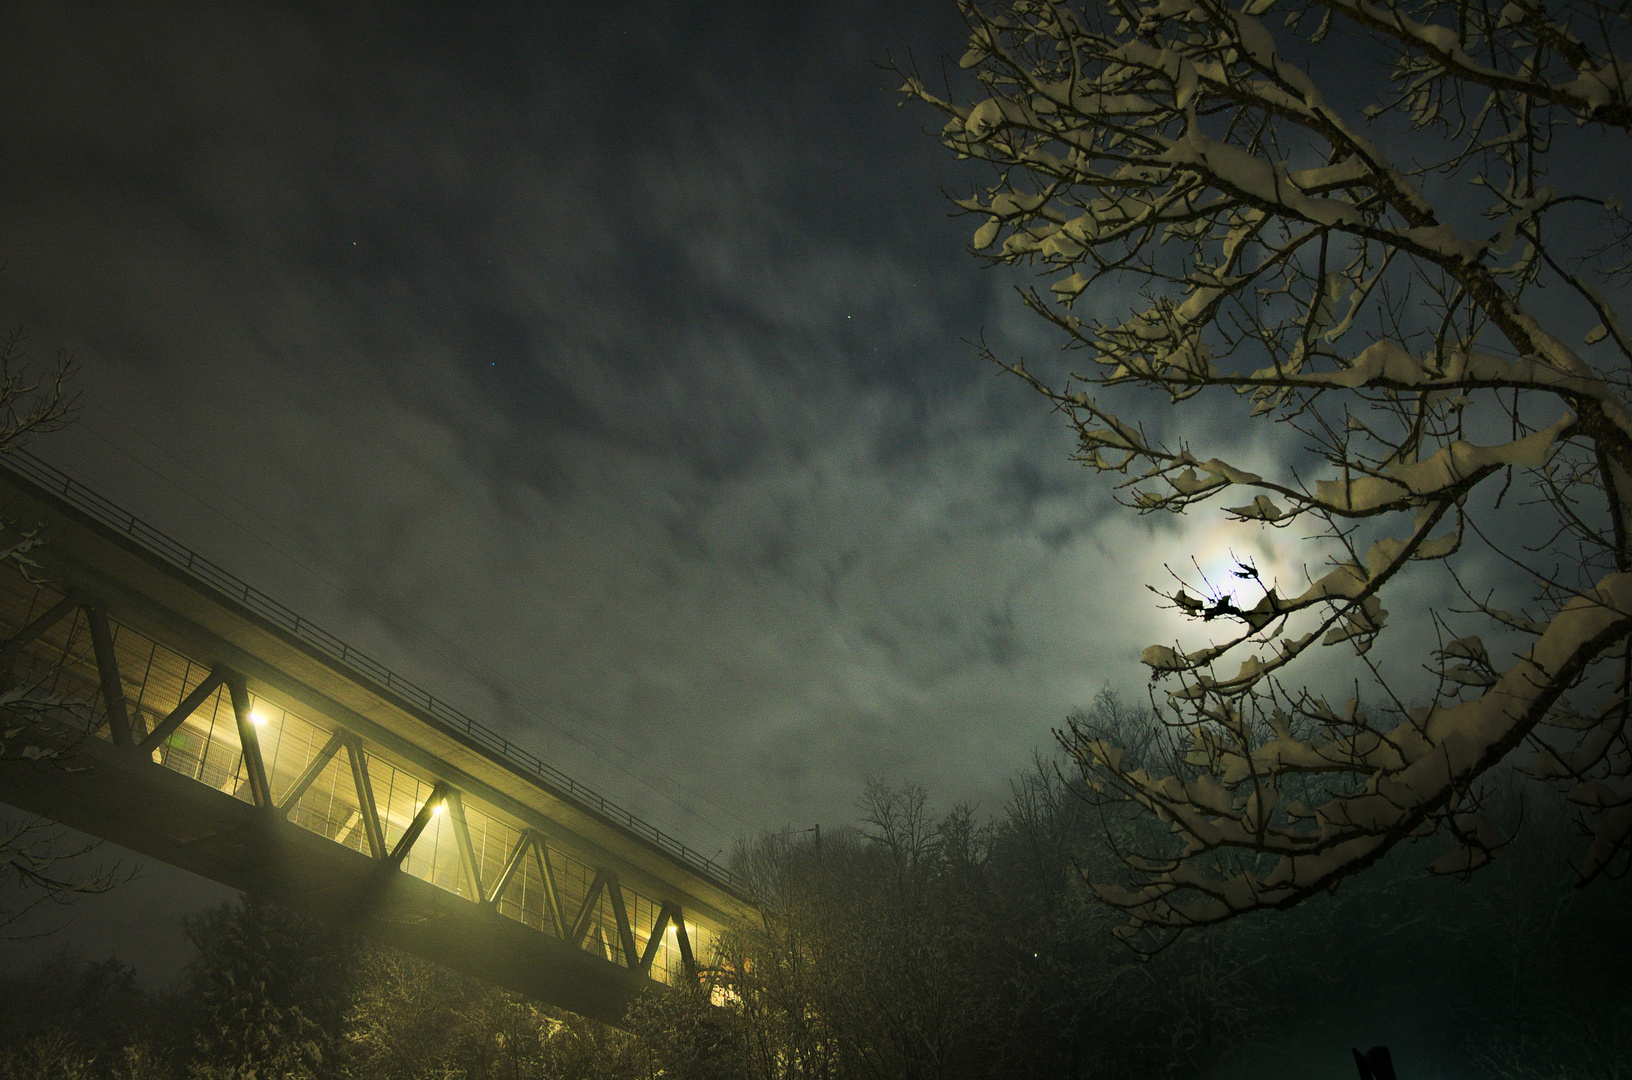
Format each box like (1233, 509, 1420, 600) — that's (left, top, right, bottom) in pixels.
(455, 798, 514, 904)
(252, 700, 332, 808)
(627, 890, 661, 976)
(588, 886, 627, 967)
(124, 642, 200, 761)
(501, 837, 552, 932)
(399, 805, 464, 896)
(0, 580, 104, 744)
(543, 843, 637, 965)
(152, 679, 228, 785)
(5, 607, 103, 732)
(627, 889, 693, 985)
(550, 843, 598, 941)
(367, 753, 436, 856)
(201, 695, 248, 798)
(289, 751, 373, 856)
(688, 919, 718, 977)
(109, 629, 158, 742)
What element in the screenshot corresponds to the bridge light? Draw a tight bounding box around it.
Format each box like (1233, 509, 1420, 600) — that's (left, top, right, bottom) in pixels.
(432, 800, 445, 815)
(250, 711, 269, 727)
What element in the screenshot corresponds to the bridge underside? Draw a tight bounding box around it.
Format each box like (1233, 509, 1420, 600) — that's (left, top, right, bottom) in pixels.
(0, 456, 748, 1030)
(2, 723, 655, 1025)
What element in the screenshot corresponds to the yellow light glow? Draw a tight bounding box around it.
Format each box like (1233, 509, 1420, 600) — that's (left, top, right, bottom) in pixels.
(249, 711, 269, 727)
(432, 801, 445, 815)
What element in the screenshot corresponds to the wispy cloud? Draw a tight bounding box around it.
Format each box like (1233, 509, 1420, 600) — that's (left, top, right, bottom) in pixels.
(0, 0, 1328, 851)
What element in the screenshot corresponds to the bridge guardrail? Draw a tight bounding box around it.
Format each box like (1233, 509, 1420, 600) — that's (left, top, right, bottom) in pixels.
(2, 450, 742, 893)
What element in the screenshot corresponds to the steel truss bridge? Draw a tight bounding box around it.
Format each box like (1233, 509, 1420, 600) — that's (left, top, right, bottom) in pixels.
(0, 453, 750, 1025)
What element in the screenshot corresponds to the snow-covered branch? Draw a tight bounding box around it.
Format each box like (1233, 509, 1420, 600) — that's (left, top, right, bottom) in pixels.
(903, 0, 1632, 940)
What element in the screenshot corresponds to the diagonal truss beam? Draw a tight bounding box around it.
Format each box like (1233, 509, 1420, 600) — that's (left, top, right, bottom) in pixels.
(569, 868, 611, 948)
(637, 902, 678, 973)
(444, 790, 483, 901)
(388, 780, 451, 868)
(604, 874, 639, 970)
(347, 738, 386, 859)
(488, 830, 532, 907)
(637, 900, 698, 982)
(483, 830, 569, 939)
(533, 838, 566, 939)
(83, 601, 133, 746)
(140, 665, 229, 754)
(672, 907, 697, 982)
(0, 589, 81, 673)
(226, 675, 271, 808)
(566, 868, 640, 968)
(276, 730, 346, 814)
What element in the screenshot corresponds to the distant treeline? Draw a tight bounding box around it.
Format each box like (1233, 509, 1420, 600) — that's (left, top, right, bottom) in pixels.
(3, 692, 1629, 1080)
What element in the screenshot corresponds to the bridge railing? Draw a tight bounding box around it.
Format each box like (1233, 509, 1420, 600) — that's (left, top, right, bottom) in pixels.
(3, 450, 741, 892)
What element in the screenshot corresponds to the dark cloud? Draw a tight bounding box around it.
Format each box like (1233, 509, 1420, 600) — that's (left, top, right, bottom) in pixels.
(2, 0, 1145, 867)
(14, 0, 1623, 987)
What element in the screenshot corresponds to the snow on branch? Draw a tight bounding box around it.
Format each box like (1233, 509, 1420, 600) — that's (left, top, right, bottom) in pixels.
(901, 0, 1632, 941)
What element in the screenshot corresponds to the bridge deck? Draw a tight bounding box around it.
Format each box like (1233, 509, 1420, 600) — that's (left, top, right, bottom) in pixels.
(0, 454, 749, 1025)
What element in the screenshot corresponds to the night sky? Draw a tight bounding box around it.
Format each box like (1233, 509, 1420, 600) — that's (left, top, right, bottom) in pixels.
(3, 23, 1631, 1080)
(0, 0, 1217, 972)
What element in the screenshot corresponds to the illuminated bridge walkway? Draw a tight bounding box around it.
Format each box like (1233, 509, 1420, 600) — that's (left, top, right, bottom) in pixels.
(0, 453, 750, 1025)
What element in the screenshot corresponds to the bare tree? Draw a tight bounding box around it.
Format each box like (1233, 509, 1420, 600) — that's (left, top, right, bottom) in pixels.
(0, 328, 99, 933)
(0, 813, 124, 938)
(899, 0, 1632, 943)
(0, 328, 76, 589)
(0, 329, 75, 458)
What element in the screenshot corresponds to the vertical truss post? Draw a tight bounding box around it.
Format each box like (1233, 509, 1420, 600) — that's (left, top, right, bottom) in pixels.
(444, 791, 483, 901)
(226, 675, 272, 809)
(388, 780, 450, 868)
(83, 602, 133, 746)
(347, 739, 387, 859)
